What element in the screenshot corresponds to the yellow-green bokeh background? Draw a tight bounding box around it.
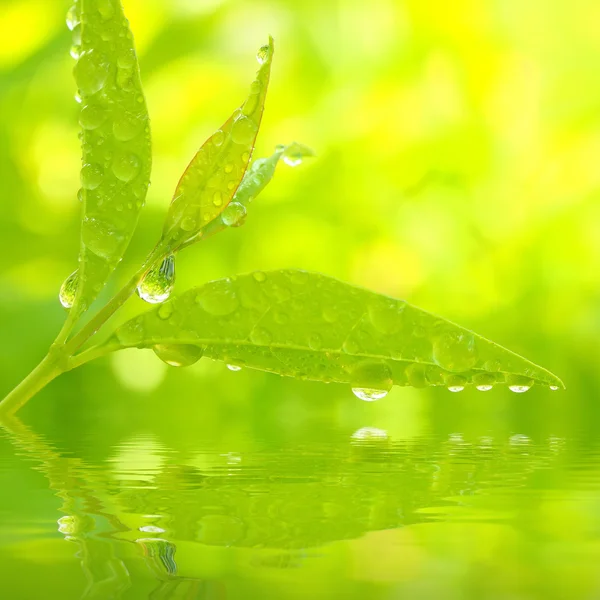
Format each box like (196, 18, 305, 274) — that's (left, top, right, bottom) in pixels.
(0, 0, 598, 434)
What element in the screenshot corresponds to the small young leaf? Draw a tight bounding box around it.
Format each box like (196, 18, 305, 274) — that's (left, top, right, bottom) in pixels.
(161, 38, 274, 248)
(70, 0, 151, 314)
(105, 270, 563, 394)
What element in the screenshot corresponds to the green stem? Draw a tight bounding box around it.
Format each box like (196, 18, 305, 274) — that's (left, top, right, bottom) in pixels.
(0, 353, 63, 418)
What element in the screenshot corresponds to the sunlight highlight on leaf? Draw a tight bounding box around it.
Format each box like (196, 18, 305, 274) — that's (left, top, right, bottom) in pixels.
(106, 270, 564, 394)
(162, 37, 274, 248)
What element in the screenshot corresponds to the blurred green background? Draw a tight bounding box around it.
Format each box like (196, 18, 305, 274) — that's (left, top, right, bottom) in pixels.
(0, 0, 599, 598)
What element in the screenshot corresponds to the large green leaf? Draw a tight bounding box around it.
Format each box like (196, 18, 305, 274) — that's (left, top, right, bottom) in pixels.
(107, 270, 563, 394)
(69, 0, 151, 314)
(161, 38, 274, 249)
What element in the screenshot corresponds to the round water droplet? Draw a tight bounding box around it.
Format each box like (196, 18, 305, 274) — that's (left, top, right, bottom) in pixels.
(117, 48, 136, 69)
(448, 385, 465, 393)
(224, 163, 234, 174)
(180, 216, 196, 232)
(221, 202, 247, 227)
(73, 50, 109, 96)
(153, 344, 203, 367)
(250, 327, 272, 345)
(197, 279, 239, 316)
(113, 112, 144, 141)
(66, 6, 79, 31)
(342, 339, 360, 354)
(322, 306, 338, 323)
(97, 0, 115, 19)
(70, 45, 81, 60)
(509, 385, 531, 394)
(350, 361, 393, 399)
(137, 255, 175, 304)
(368, 301, 404, 334)
(252, 271, 266, 283)
(227, 364, 242, 372)
(112, 152, 141, 182)
(433, 331, 478, 372)
(212, 191, 223, 207)
(80, 163, 104, 190)
(352, 388, 388, 402)
(476, 385, 493, 392)
(231, 116, 257, 145)
(507, 375, 533, 394)
(81, 217, 124, 259)
(158, 302, 173, 320)
(550, 385, 559, 391)
(79, 104, 106, 130)
(241, 151, 250, 163)
(211, 129, 225, 147)
(445, 374, 466, 393)
(59, 269, 79, 309)
(256, 44, 270, 65)
(308, 333, 323, 350)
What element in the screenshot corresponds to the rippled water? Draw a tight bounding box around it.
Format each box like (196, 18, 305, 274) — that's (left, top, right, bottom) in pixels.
(1, 397, 600, 599)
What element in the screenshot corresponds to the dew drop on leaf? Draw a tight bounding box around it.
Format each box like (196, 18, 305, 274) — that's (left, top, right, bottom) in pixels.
(252, 271, 266, 283)
(153, 344, 203, 367)
(73, 50, 110, 96)
(352, 388, 389, 402)
(113, 112, 144, 141)
(197, 279, 239, 316)
(550, 385, 559, 391)
(256, 44, 270, 65)
(112, 152, 141, 182)
(180, 216, 196, 232)
(157, 302, 174, 320)
(507, 375, 533, 393)
(509, 385, 531, 394)
(227, 364, 242, 372)
(433, 331, 478, 372)
(476, 385, 493, 392)
(80, 163, 104, 189)
(66, 5, 79, 31)
(59, 269, 79, 309)
(221, 202, 247, 227)
(137, 255, 175, 304)
(79, 105, 106, 130)
(250, 327, 272, 345)
(447, 385, 465, 393)
(231, 115, 258, 145)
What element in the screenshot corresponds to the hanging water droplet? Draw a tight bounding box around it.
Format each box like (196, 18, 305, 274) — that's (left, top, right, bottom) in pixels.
(445, 374, 466, 393)
(447, 385, 465, 393)
(473, 373, 495, 392)
(227, 364, 242, 372)
(352, 388, 388, 402)
(221, 202, 247, 227)
(70, 45, 81, 60)
(550, 385, 559, 391)
(281, 142, 315, 167)
(137, 255, 175, 304)
(112, 152, 140, 182)
(509, 385, 531, 394)
(231, 116, 258, 145)
(153, 344, 203, 367)
(73, 50, 110, 96)
(256, 44, 270, 65)
(476, 385, 493, 392)
(66, 6, 79, 31)
(59, 269, 79, 309)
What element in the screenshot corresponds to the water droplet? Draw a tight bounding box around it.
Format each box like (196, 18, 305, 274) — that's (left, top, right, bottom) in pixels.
(476, 385, 493, 392)
(351, 427, 388, 440)
(153, 344, 203, 367)
(256, 44, 270, 65)
(445, 374, 466, 393)
(550, 385, 559, 391)
(368, 301, 404, 334)
(79, 104, 106, 130)
(250, 327, 272, 345)
(70, 45, 81, 60)
(448, 385, 465, 393)
(322, 306, 338, 323)
(227, 364, 242, 372)
(241, 151, 250, 163)
(59, 269, 79, 309)
(137, 255, 175, 304)
(473, 372, 495, 392)
(252, 271, 266, 283)
(117, 48, 135, 69)
(113, 112, 144, 141)
(433, 331, 478, 372)
(197, 279, 239, 316)
(212, 191, 223, 207)
(97, 0, 115, 19)
(224, 163, 234, 174)
(509, 385, 531, 394)
(74, 92, 82, 104)
(352, 388, 388, 401)
(180, 216, 196, 232)
(308, 333, 323, 350)
(81, 217, 124, 259)
(221, 202, 247, 227)
(342, 339, 360, 354)
(350, 361, 393, 399)
(281, 142, 315, 167)
(80, 163, 104, 190)
(231, 116, 258, 145)
(74, 50, 110, 96)
(212, 129, 225, 147)
(112, 152, 141, 182)
(158, 302, 173, 320)
(66, 6, 79, 31)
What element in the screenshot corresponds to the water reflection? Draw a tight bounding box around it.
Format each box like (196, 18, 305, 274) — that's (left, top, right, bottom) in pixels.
(1, 415, 600, 599)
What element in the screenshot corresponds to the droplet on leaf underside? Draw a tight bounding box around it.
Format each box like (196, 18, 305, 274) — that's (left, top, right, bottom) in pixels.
(445, 374, 467, 393)
(350, 361, 393, 402)
(59, 269, 79, 309)
(476, 385, 493, 391)
(352, 388, 389, 402)
(256, 44, 270, 65)
(153, 344, 203, 367)
(550, 385, 559, 391)
(221, 202, 247, 227)
(433, 331, 478, 372)
(509, 385, 531, 394)
(507, 375, 533, 394)
(227, 364, 242, 372)
(66, 6, 79, 31)
(137, 255, 175, 304)
(447, 385, 465, 393)
(281, 142, 315, 167)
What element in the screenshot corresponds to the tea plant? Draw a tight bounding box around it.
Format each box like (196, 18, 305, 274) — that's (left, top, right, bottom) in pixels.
(0, 0, 563, 417)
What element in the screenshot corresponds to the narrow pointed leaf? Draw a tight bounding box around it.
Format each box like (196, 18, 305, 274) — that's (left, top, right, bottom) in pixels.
(162, 38, 274, 247)
(106, 270, 563, 392)
(70, 0, 151, 314)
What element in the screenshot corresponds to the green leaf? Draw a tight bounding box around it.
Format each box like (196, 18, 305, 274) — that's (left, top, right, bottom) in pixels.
(106, 270, 564, 393)
(161, 37, 274, 248)
(70, 0, 151, 315)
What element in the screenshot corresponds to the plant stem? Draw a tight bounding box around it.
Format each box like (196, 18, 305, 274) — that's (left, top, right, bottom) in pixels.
(0, 353, 63, 418)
